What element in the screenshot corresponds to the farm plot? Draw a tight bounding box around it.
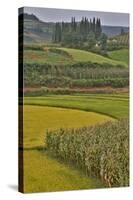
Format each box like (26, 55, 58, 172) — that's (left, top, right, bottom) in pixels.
(23, 93, 129, 192)
(23, 105, 111, 192)
(24, 94, 129, 119)
(46, 118, 129, 187)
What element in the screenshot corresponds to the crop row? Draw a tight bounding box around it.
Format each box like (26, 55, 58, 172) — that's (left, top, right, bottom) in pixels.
(24, 75, 129, 88)
(24, 62, 128, 88)
(46, 118, 129, 187)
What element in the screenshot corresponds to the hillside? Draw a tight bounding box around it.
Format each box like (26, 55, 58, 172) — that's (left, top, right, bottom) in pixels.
(110, 33, 129, 46)
(58, 48, 127, 67)
(23, 46, 128, 89)
(19, 13, 54, 43)
(102, 25, 129, 37)
(21, 13, 129, 43)
(23, 46, 127, 67)
(108, 49, 129, 65)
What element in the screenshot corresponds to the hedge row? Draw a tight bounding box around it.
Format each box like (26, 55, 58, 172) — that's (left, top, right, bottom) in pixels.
(24, 75, 129, 88)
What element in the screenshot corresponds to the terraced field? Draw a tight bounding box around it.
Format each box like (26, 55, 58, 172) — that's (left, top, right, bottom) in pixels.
(23, 94, 129, 192)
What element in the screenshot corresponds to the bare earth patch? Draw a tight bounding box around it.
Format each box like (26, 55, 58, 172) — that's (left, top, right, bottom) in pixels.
(23, 87, 129, 94)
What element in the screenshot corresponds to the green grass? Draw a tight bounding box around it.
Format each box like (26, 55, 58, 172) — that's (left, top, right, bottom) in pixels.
(58, 48, 127, 67)
(24, 105, 113, 149)
(23, 93, 128, 192)
(108, 49, 129, 65)
(24, 150, 104, 193)
(23, 105, 108, 192)
(24, 49, 73, 65)
(23, 47, 127, 67)
(24, 94, 129, 119)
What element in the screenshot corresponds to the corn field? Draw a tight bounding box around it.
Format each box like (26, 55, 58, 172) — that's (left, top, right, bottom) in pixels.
(46, 118, 129, 187)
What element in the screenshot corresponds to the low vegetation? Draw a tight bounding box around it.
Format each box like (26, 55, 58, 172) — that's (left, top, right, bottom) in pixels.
(58, 48, 127, 66)
(23, 105, 109, 192)
(107, 33, 129, 51)
(24, 94, 129, 119)
(108, 49, 129, 65)
(46, 118, 129, 187)
(24, 49, 73, 65)
(21, 12, 129, 193)
(24, 150, 104, 193)
(24, 47, 127, 66)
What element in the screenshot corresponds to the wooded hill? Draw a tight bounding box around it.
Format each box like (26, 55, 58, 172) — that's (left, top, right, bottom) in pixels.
(20, 13, 129, 44)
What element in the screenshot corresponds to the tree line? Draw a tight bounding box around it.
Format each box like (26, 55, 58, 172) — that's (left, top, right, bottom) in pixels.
(53, 17, 102, 42)
(52, 17, 108, 51)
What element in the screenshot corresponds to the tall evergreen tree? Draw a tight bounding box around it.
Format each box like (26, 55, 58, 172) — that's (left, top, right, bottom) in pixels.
(80, 17, 84, 34)
(95, 18, 102, 39)
(92, 17, 96, 34)
(53, 16, 103, 45)
(54, 22, 62, 42)
(73, 17, 77, 32)
(84, 17, 88, 34)
(89, 19, 93, 32)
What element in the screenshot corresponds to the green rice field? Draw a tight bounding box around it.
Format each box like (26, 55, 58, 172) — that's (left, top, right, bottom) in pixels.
(22, 93, 129, 192)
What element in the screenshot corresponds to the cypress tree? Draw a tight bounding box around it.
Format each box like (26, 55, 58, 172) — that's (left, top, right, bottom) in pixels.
(58, 23, 62, 42)
(84, 17, 88, 34)
(89, 19, 93, 32)
(95, 18, 102, 39)
(92, 17, 96, 34)
(54, 22, 62, 42)
(73, 17, 77, 32)
(71, 17, 73, 32)
(87, 18, 90, 34)
(80, 17, 84, 34)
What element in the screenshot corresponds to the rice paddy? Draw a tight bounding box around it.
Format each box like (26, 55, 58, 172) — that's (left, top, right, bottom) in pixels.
(23, 104, 112, 192)
(22, 93, 128, 192)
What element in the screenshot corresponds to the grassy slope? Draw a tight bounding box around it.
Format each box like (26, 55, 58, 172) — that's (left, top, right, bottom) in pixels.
(24, 47, 127, 67)
(24, 94, 129, 119)
(24, 49, 73, 65)
(24, 105, 108, 192)
(108, 49, 129, 65)
(58, 48, 127, 67)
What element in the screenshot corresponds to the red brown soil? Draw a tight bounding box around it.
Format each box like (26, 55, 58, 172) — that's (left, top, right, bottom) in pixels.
(23, 87, 129, 94)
